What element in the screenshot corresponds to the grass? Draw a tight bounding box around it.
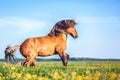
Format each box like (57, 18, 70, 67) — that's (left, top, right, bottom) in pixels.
(0, 61, 120, 80)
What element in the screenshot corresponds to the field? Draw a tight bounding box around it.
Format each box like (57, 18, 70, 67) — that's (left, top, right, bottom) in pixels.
(0, 61, 120, 80)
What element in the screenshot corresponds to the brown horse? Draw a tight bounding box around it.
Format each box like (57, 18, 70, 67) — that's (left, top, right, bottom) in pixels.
(20, 19, 78, 67)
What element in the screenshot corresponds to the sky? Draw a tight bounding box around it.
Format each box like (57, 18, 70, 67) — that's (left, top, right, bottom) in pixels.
(0, 0, 120, 59)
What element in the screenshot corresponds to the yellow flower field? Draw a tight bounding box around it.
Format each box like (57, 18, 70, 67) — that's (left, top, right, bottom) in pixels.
(0, 61, 120, 80)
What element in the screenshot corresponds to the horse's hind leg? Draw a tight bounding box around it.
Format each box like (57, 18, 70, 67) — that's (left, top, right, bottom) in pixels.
(29, 57, 36, 67)
(21, 60, 28, 67)
(21, 57, 30, 67)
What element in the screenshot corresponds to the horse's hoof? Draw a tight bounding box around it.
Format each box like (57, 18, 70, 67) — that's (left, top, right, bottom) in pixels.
(21, 61, 24, 66)
(30, 63, 35, 68)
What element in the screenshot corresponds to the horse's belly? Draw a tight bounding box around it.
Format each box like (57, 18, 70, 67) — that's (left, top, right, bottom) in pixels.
(38, 48, 55, 57)
(38, 52, 54, 56)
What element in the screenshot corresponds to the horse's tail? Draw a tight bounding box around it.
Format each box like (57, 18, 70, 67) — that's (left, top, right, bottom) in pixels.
(5, 45, 20, 64)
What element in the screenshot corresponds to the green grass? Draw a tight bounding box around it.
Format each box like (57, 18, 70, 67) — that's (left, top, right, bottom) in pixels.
(0, 61, 120, 80)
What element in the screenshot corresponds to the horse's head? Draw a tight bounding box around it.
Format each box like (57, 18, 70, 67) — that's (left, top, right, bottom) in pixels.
(48, 19, 78, 38)
(65, 20, 78, 38)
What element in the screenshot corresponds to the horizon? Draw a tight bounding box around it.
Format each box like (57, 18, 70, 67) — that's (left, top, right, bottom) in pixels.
(0, 0, 120, 59)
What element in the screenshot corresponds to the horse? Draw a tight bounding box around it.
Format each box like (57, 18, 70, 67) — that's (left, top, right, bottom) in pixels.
(7, 19, 78, 67)
(5, 45, 20, 64)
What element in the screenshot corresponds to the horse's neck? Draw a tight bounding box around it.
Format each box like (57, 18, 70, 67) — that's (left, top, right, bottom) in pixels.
(57, 33, 67, 41)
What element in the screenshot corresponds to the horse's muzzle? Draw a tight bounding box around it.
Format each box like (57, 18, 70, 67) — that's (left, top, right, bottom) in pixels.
(74, 35, 78, 39)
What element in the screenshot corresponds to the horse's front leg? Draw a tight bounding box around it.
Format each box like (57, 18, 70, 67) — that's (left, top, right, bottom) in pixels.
(65, 53, 69, 65)
(59, 52, 69, 66)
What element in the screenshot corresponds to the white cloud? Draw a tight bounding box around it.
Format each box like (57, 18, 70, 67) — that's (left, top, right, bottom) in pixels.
(0, 17, 47, 32)
(76, 16, 120, 24)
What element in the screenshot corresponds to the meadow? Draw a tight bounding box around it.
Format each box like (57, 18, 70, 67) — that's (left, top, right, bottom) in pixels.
(0, 61, 120, 80)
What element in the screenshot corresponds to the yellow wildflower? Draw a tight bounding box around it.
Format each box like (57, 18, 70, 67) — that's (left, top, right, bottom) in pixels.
(94, 71, 100, 77)
(25, 73, 32, 79)
(38, 77, 43, 80)
(38, 77, 49, 80)
(83, 75, 90, 80)
(0, 76, 2, 80)
(109, 72, 117, 80)
(15, 73, 21, 78)
(86, 70, 90, 74)
(74, 75, 82, 80)
(71, 72, 76, 77)
(71, 72, 76, 79)
(92, 71, 100, 80)
(0, 73, 3, 77)
(92, 76, 99, 80)
(32, 74, 37, 79)
(11, 66, 15, 70)
(53, 71, 59, 79)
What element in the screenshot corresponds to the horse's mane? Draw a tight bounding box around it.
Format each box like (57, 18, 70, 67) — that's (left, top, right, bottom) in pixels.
(48, 19, 76, 37)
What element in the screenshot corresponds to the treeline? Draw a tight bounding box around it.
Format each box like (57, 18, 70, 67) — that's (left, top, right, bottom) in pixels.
(0, 57, 120, 62)
(69, 57, 120, 61)
(36, 57, 120, 61)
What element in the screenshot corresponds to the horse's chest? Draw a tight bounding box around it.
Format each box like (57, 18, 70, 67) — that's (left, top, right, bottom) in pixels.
(55, 41, 66, 52)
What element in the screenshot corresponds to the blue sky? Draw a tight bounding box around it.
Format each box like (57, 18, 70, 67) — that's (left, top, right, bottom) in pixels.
(0, 0, 120, 59)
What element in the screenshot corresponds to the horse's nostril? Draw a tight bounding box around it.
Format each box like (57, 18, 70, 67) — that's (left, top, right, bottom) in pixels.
(74, 35, 78, 39)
